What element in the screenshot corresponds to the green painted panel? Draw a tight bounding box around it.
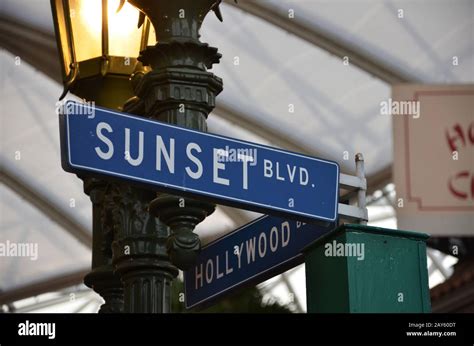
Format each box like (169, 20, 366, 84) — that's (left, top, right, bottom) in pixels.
(305, 232, 350, 313)
(305, 224, 431, 313)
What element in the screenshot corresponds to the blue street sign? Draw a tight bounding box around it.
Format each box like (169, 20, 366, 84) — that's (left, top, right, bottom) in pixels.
(59, 101, 339, 222)
(184, 215, 336, 309)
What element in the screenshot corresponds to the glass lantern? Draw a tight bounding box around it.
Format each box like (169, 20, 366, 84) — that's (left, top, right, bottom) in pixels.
(51, 0, 155, 108)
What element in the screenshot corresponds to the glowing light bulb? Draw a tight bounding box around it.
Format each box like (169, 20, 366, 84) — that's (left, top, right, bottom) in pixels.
(108, 0, 141, 57)
(70, 0, 101, 61)
(70, 0, 143, 61)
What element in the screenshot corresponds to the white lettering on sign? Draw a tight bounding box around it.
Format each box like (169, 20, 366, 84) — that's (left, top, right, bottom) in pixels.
(205, 259, 213, 284)
(124, 128, 144, 166)
(195, 263, 203, 289)
(263, 159, 310, 186)
(258, 232, 267, 258)
(281, 222, 290, 246)
(192, 220, 294, 290)
(246, 237, 256, 264)
(270, 226, 278, 252)
(156, 135, 175, 173)
(236, 243, 243, 269)
(185, 142, 203, 179)
(216, 255, 224, 279)
(238, 152, 253, 190)
(95, 122, 114, 160)
(213, 148, 229, 186)
(225, 251, 233, 275)
(92, 121, 315, 195)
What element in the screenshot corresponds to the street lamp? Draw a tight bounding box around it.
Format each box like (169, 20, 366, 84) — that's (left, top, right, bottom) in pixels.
(51, 0, 226, 313)
(51, 0, 155, 109)
(50, 0, 156, 313)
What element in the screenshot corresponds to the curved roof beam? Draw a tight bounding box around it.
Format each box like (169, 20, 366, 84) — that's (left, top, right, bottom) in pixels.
(224, 0, 420, 84)
(0, 269, 89, 305)
(213, 104, 313, 155)
(0, 165, 92, 248)
(213, 104, 392, 195)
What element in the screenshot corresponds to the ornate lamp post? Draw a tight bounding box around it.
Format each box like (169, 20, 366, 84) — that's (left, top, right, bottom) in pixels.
(110, 0, 224, 312)
(51, 0, 225, 312)
(125, 0, 224, 270)
(51, 0, 155, 313)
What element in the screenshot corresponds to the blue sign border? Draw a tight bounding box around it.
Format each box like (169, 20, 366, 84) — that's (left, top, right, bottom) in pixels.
(184, 215, 336, 309)
(59, 101, 340, 223)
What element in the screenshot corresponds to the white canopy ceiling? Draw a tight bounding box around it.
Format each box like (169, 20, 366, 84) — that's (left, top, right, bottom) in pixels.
(1, 0, 473, 305)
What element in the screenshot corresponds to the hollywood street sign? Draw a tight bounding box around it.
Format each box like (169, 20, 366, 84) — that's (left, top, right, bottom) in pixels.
(59, 101, 339, 223)
(184, 215, 336, 309)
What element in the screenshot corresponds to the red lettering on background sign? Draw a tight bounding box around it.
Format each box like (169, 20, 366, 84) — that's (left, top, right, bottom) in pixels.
(445, 122, 474, 152)
(448, 171, 474, 200)
(445, 122, 473, 200)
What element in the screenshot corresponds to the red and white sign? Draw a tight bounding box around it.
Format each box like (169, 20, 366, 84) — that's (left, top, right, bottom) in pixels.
(392, 85, 474, 236)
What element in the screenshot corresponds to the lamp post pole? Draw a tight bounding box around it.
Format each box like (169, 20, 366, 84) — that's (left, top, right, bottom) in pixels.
(49, 0, 150, 312)
(83, 179, 124, 313)
(110, 0, 224, 312)
(77, 67, 145, 313)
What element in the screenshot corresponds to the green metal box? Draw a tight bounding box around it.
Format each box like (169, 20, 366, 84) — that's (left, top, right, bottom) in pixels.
(305, 224, 431, 313)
